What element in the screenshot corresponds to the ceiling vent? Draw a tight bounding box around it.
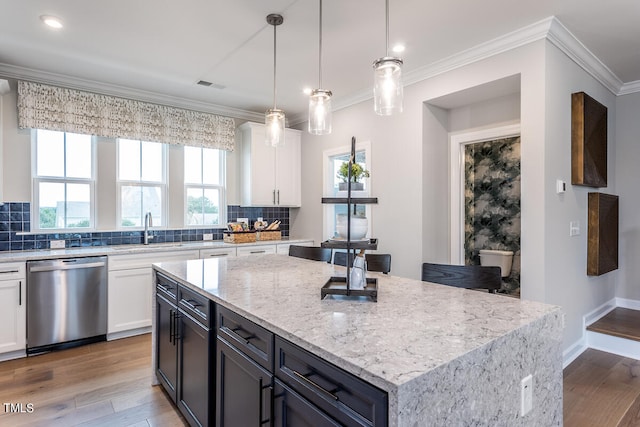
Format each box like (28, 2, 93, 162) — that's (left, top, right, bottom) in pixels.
(197, 80, 225, 90)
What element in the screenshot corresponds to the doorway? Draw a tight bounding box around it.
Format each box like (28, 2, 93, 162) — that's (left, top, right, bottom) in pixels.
(450, 125, 521, 295)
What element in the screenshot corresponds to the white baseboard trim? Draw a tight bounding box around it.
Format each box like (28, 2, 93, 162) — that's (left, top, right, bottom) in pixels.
(0, 349, 26, 362)
(563, 298, 630, 368)
(584, 298, 617, 326)
(586, 330, 640, 360)
(107, 326, 151, 341)
(563, 339, 587, 369)
(616, 298, 640, 311)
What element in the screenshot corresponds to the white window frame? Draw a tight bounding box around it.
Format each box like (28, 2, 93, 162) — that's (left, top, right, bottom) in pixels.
(322, 141, 372, 241)
(31, 130, 96, 231)
(183, 146, 227, 228)
(116, 139, 167, 229)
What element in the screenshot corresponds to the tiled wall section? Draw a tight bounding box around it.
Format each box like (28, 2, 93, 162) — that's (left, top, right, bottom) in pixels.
(0, 203, 289, 251)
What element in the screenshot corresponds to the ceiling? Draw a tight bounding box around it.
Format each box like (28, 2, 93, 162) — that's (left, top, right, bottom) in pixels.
(1, 0, 639, 123)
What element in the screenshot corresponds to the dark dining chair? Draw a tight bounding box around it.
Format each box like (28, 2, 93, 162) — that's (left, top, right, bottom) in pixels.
(365, 254, 391, 274)
(334, 252, 391, 274)
(332, 251, 354, 267)
(421, 262, 501, 293)
(288, 245, 332, 262)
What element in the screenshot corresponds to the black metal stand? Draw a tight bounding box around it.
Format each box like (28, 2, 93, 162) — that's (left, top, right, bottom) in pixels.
(320, 136, 378, 302)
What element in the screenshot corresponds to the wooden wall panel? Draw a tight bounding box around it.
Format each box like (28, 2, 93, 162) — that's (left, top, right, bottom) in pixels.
(587, 192, 618, 276)
(572, 92, 607, 187)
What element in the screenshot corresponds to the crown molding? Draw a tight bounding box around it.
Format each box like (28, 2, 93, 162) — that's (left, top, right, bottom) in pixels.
(545, 18, 623, 95)
(0, 63, 264, 123)
(618, 80, 640, 96)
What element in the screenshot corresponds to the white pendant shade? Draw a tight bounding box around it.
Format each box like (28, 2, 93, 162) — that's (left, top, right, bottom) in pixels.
(265, 108, 285, 147)
(373, 56, 403, 115)
(308, 89, 332, 135)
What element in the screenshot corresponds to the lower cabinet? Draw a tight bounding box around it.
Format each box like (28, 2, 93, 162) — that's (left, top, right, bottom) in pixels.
(155, 271, 388, 427)
(273, 379, 341, 427)
(216, 337, 273, 426)
(155, 272, 212, 427)
(0, 262, 26, 358)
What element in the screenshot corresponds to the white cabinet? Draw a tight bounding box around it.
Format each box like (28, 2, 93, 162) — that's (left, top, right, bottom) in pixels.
(0, 262, 26, 359)
(239, 122, 301, 207)
(276, 240, 314, 255)
(200, 247, 236, 258)
(236, 245, 277, 257)
(108, 249, 199, 338)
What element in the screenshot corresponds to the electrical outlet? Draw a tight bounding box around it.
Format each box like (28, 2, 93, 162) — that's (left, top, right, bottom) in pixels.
(521, 374, 533, 417)
(203, 233, 213, 241)
(50, 240, 65, 249)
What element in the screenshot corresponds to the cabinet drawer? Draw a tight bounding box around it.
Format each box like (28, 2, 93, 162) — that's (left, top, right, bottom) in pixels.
(200, 247, 236, 258)
(275, 336, 388, 427)
(236, 245, 276, 257)
(156, 272, 178, 301)
(178, 285, 211, 329)
(217, 305, 274, 372)
(0, 262, 26, 280)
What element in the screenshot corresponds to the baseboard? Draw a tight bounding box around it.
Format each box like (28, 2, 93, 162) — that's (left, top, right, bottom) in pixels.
(584, 298, 617, 326)
(563, 338, 587, 368)
(0, 349, 26, 362)
(616, 297, 640, 311)
(586, 330, 640, 360)
(107, 326, 151, 341)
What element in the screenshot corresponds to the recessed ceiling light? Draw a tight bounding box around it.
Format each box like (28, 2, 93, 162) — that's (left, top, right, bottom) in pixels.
(303, 87, 312, 95)
(392, 44, 405, 54)
(40, 15, 63, 29)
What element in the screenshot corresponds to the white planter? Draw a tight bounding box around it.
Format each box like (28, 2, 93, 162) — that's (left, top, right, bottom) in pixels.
(336, 215, 368, 240)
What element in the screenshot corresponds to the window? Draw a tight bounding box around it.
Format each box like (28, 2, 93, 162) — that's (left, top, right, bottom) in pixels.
(33, 129, 95, 230)
(323, 142, 371, 240)
(117, 139, 166, 227)
(184, 146, 226, 227)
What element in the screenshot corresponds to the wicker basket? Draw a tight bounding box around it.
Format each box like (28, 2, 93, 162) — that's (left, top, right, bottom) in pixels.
(223, 231, 256, 244)
(257, 230, 282, 241)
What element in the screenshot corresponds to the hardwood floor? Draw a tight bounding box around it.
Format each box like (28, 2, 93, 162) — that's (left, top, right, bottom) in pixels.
(564, 348, 640, 427)
(0, 334, 187, 427)
(587, 308, 640, 342)
(2, 333, 639, 426)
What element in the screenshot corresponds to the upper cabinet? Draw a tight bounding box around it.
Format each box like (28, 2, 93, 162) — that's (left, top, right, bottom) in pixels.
(238, 122, 301, 207)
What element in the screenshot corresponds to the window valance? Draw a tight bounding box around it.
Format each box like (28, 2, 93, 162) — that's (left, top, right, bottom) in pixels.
(17, 81, 235, 151)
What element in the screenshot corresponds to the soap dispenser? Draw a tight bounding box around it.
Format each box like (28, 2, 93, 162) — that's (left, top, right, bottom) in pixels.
(349, 250, 366, 290)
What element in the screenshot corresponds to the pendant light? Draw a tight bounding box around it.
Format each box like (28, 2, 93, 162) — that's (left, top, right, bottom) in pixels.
(265, 14, 285, 147)
(308, 0, 332, 135)
(372, 0, 403, 115)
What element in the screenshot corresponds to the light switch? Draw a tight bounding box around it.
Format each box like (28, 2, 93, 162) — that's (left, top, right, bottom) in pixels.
(569, 221, 580, 236)
(556, 179, 566, 194)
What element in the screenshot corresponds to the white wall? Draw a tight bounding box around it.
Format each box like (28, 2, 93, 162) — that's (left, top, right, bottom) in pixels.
(292, 39, 621, 354)
(615, 92, 640, 301)
(543, 42, 618, 349)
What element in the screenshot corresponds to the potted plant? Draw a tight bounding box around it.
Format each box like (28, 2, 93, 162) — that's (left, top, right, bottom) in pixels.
(337, 162, 370, 191)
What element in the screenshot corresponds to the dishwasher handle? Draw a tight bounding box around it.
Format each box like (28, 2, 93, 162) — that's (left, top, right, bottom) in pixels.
(28, 261, 107, 273)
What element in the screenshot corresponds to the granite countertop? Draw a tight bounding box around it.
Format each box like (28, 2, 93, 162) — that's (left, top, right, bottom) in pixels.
(153, 254, 561, 394)
(0, 237, 312, 263)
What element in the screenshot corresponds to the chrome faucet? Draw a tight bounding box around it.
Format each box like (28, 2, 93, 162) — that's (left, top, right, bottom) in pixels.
(144, 212, 154, 245)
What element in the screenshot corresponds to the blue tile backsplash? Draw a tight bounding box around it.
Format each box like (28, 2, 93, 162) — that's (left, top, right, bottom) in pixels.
(0, 203, 290, 252)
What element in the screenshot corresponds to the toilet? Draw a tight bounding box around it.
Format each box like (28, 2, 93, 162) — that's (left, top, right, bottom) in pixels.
(479, 249, 514, 277)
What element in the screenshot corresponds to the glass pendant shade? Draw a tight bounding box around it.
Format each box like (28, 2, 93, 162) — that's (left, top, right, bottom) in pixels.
(308, 89, 332, 135)
(265, 108, 285, 147)
(373, 56, 403, 115)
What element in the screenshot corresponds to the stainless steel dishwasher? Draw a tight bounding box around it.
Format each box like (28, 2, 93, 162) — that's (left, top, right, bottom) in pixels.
(26, 256, 107, 355)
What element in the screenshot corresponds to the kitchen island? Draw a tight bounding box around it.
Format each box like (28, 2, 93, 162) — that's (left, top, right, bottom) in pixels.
(152, 254, 563, 427)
